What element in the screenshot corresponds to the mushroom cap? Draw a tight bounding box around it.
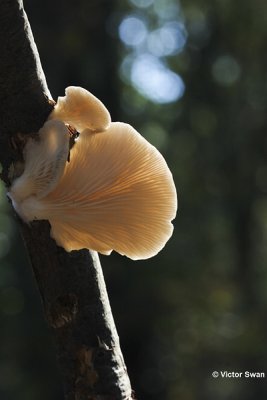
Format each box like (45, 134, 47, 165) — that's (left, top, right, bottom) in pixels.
(8, 120, 70, 209)
(22, 122, 177, 260)
(49, 86, 111, 133)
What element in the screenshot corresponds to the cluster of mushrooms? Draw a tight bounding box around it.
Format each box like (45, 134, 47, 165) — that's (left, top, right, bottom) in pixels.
(8, 87, 177, 260)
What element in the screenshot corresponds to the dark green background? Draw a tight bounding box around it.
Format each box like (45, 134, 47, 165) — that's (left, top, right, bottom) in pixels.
(1, 0, 267, 399)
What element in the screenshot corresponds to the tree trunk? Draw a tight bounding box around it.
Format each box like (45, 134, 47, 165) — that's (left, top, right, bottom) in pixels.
(0, 1, 133, 399)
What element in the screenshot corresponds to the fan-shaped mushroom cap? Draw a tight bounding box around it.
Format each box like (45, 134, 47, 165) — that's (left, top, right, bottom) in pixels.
(8, 120, 70, 219)
(49, 86, 111, 133)
(19, 122, 177, 260)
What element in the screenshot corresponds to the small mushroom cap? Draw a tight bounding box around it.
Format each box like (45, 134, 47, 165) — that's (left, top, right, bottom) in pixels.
(8, 120, 70, 213)
(23, 122, 177, 260)
(49, 86, 111, 133)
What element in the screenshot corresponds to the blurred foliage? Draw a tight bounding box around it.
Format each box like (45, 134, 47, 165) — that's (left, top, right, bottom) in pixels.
(1, 0, 267, 399)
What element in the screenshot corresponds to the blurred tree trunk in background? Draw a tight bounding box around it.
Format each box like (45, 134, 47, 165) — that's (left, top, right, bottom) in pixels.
(177, 2, 267, 399)
(26, 0, 120, 120)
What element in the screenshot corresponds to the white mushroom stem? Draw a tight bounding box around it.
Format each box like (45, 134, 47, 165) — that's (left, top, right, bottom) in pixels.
(14, 122, 177, 260)
(49, 86, 111, 133)
(8, 120, 70, 219)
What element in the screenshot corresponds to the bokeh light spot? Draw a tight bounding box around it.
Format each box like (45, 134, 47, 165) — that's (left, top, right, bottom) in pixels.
(153, 0, 180, 20)
(212, 55, 241, 86)
(148, 22, 187, 57)
(119, 16, 147, 47)
(131, 54, 185, 103)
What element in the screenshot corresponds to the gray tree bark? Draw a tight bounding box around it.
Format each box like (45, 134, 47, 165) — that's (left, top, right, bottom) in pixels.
(0, 1, 134, 399)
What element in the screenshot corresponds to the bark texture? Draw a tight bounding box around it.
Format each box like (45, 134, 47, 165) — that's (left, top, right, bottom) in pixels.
(0, 1, 133, 399)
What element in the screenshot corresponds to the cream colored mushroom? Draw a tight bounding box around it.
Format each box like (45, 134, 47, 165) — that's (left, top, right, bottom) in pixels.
(49, 86, 111, 133)
(13, 122, 177, 260)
